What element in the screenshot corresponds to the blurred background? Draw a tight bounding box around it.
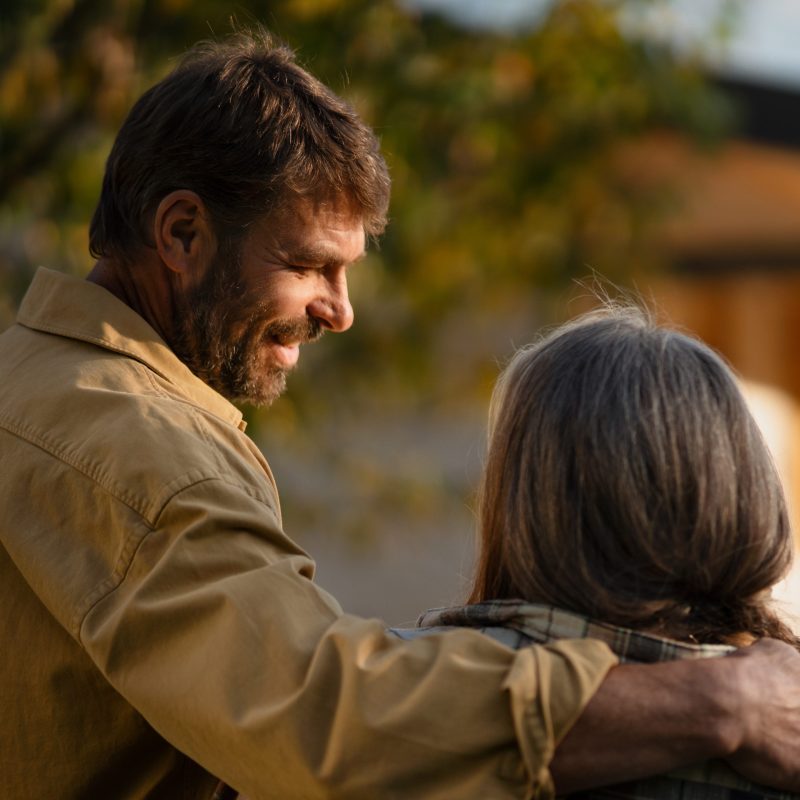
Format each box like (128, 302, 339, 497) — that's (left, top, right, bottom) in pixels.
(3, 0, 800, 625)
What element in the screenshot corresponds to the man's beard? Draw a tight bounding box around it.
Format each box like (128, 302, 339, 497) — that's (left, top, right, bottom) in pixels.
(171, 245, 322, 407)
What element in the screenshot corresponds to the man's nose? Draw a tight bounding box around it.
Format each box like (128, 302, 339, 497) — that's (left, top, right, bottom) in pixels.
(307, 270, 354, 333)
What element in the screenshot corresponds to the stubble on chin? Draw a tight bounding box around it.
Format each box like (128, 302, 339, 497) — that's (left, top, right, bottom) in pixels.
(217, 319, 290, 407)
(172, 290, 290, 407)
(224, 314, 324, 406)
(170, 256, 322, 407)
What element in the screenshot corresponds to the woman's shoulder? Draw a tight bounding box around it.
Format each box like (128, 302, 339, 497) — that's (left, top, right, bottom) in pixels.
(390, 600, 796, 800)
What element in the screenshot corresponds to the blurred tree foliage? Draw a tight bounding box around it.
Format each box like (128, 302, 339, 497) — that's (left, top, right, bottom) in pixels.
(0, 0, 736, 533)
(0, 0, 735, 396)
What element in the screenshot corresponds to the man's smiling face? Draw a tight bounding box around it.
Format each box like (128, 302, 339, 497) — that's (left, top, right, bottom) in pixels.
(172, 196, 365, 406)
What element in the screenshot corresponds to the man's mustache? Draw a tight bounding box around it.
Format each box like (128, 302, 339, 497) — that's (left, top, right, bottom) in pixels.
(265, 316, 324, 346)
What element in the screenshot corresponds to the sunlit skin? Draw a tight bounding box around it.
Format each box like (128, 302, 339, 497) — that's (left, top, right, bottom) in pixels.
(88, 193, 365, 406)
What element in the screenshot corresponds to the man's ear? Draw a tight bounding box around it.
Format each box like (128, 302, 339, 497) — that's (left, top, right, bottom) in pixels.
(153, 190, 216, 279)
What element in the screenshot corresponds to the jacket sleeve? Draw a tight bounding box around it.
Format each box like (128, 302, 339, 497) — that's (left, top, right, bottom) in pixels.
(79, 478, 617, 800)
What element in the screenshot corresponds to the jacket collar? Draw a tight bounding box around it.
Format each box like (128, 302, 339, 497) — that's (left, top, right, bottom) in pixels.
(16, 268, 245, 431)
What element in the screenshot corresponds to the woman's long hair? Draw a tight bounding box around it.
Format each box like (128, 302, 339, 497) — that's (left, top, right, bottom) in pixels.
(470, 305, 799, 646)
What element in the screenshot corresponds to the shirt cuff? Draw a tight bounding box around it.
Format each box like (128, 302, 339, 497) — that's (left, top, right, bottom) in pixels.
(504, 638, 619, 799)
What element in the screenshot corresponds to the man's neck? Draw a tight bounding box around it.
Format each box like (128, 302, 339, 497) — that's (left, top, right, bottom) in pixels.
(87, 257, 177, 346)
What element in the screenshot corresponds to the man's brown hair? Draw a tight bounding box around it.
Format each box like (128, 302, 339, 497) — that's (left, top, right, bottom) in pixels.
(89, 29, 390, 262)
(471, 305, 798, 646)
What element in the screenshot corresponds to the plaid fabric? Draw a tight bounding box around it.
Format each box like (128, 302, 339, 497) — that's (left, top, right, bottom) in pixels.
(412, 601, 735, 663)
(392, 600, 798, 800)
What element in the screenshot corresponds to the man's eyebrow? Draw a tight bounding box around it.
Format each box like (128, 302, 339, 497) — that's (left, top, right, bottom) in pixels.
(291, 245, 367, 265)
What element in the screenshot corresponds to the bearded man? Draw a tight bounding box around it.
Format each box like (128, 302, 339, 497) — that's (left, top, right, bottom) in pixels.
(0, 30, 799, 800)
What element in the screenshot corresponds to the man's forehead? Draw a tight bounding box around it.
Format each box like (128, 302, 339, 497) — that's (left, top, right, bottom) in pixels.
(270, 190, 360, 218)
(253, 196, 366, 261)
(266, 194, 364, 229)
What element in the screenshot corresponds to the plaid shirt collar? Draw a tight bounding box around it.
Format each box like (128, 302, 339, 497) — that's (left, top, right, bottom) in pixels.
(416, 599, 735, 663)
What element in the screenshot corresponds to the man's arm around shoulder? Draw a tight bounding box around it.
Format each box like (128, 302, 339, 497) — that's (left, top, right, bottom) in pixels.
(551, 638, 800, 793)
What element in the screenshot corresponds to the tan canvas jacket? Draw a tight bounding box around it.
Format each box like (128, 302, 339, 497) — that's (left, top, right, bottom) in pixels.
(0, 268, 617, 799)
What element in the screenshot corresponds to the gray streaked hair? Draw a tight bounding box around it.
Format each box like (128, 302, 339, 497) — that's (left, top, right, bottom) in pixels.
(471, 304, 798, 646)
